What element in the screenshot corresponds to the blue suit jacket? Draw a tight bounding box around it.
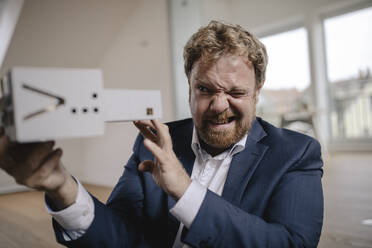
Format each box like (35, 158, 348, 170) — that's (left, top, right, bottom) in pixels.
(54, 117, 324, 248)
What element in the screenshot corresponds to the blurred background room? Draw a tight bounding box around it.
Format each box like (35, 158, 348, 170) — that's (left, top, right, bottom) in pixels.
(0, 0, 371, 247)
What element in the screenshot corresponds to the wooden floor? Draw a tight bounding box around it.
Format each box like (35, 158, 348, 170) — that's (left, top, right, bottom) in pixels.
(0, 184, 112, 248)
(0, 153, 372, 248)
(319, 152, 372, 248)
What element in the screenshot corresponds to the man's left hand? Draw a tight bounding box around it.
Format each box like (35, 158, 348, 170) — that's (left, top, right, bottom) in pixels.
(134, 120, 192, 200)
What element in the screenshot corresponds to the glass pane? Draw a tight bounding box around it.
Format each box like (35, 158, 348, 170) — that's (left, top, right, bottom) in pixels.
(258, 28, 315, 137)
(324, 7, 372, 139)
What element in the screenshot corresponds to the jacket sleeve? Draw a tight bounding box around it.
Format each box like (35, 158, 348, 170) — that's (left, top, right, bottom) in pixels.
(53, 135, 147, 248)
(181, 139, 324, 248)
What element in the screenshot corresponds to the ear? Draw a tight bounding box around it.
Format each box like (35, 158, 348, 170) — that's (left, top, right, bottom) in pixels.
(255, 82, 264, 104)
(188, 87, 191, 102)
(188, 79, 192, 102)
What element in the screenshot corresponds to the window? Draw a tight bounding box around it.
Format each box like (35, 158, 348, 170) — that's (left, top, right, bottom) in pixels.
(258, 28, 315, 136)
(324, 6, 372, 139)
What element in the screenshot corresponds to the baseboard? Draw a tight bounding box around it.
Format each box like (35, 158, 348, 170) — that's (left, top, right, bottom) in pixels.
(0, 184, 32, 194)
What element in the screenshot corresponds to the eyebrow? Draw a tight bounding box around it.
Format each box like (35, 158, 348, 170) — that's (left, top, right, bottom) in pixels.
(195, 79, 251, 92)
(229, 87, 248, 92)
(195, 78, 211, 85)
(194, 79, 218, 89)
(195, 78, 251, 94)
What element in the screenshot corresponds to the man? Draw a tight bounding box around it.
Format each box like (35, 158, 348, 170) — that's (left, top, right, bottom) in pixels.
(0, 21, 323, 247)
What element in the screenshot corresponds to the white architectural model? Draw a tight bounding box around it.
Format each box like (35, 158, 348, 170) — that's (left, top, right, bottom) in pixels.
(0, 67, 162, 142)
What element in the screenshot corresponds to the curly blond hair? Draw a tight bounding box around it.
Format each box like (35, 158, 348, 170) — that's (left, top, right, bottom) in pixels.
(184, 20, 268, 86)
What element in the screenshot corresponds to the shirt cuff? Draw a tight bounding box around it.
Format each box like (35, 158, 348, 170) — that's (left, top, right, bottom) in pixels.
(169, 180, 207, 228)
(45, 179, 95, 231)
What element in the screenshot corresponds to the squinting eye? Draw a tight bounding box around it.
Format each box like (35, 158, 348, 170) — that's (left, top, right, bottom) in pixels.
(198, 85, 208, 92)
(230, 92, 246, 97)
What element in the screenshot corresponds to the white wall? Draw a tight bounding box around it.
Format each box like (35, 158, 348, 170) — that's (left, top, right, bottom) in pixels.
(82, 0, 174, 186)
(202, 0, 232, 24)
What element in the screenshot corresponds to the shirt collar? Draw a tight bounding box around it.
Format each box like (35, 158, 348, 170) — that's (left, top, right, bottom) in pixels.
(191, 126, 247, 161)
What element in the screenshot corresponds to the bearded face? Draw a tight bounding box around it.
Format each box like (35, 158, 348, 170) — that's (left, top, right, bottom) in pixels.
(197, 108, 253, 149)
(189, 55, 262, 154)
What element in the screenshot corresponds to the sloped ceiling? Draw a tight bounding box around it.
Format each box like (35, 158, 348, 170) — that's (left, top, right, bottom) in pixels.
(0, 0, 23, 69)
(1, 0, 140, 74)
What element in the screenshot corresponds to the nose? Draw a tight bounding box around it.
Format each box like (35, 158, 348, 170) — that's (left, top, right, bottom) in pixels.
(209, 93, 229, 114)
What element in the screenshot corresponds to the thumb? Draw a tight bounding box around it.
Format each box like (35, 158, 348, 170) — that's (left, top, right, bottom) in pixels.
(138, 160, 155, 173)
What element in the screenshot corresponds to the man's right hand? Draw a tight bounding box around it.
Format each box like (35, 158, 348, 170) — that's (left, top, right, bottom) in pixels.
(0, 128, 78, 210)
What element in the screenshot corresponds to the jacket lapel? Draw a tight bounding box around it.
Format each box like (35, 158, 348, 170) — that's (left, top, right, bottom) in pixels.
(222, 118, 269, 206)
(167, 119, 195, 209)
(166, 120, 195, 246)
(167, 145, 195, 210)
(173, 120, 195, 177)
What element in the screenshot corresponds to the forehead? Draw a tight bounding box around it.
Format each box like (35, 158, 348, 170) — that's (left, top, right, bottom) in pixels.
(191, 55, 255, 89)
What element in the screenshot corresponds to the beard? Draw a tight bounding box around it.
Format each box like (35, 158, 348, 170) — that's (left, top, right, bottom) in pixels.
(196, 109, 255, 149)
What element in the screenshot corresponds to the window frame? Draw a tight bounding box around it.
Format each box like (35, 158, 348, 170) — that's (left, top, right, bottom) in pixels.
(257, 25, 315, 132)
(320, 1, 372, 151)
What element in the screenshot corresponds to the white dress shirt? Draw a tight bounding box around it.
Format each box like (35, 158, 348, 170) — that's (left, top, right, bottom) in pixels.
(170, 129, 247, 248)
(46, 127, 247, 247)
(46, 178, 94, 241)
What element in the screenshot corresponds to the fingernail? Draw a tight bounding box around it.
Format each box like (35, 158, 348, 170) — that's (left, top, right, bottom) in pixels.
(46, 141, 55, 148)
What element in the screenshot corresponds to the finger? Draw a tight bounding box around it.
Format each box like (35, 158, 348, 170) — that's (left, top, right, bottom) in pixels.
(138, 160, 155, 172)
(0, 136, 16, 171)
(134, 120, 157, 136)
(0, 154, 16, 173)
(0, 134, 10, 157)
(134, 120, 156, 130)
(24, 148, 63, 188)
(143, 138, 166, 164)
(151, 120, 173, 150)
(35, 148, 62, 179)
(133, 121, 157, 143)
(25, 141, 55, 171)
